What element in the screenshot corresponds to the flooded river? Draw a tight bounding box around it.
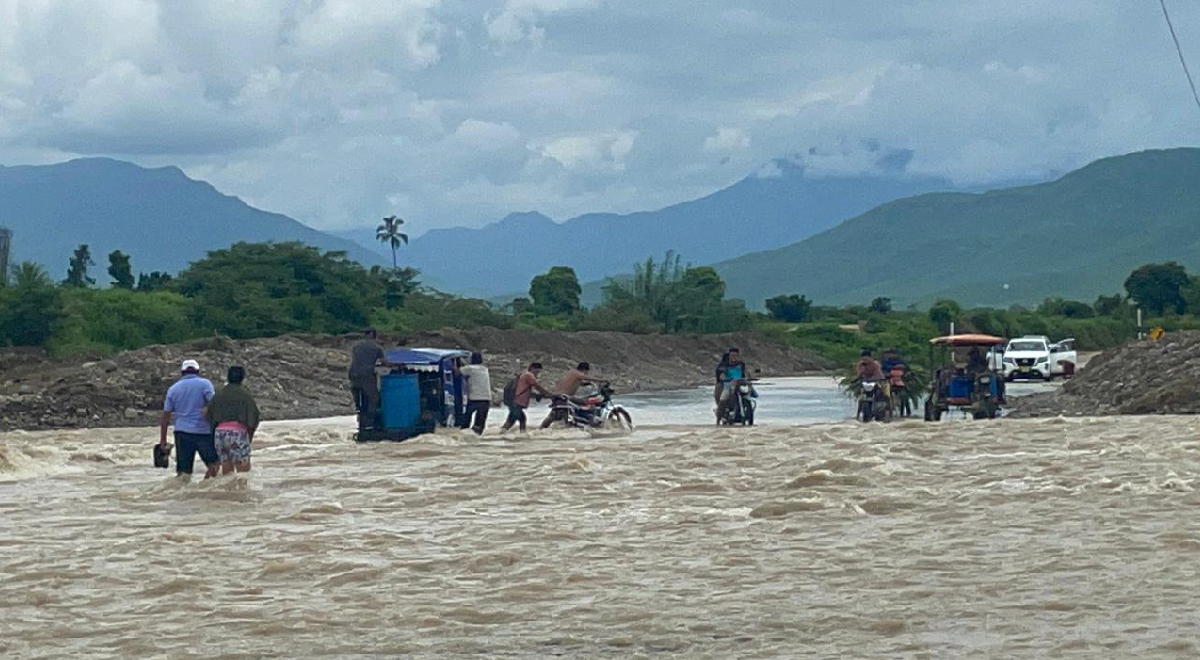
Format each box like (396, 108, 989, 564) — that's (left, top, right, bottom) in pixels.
(2, 378, 1199, 658)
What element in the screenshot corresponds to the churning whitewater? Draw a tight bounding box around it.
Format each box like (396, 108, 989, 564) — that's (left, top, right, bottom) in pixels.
(2, 380, 1199, 658)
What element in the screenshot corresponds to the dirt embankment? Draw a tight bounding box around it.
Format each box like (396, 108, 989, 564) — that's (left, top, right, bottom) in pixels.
(0, 328, 831, 431)
(1010, 331, 1200, 417)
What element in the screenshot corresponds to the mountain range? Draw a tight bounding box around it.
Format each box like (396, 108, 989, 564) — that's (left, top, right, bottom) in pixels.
(385, 161, 957, 298)
(0, 158, 385, 281)
(712, 148, 1200, 308)
(3, 149, 1197, 310)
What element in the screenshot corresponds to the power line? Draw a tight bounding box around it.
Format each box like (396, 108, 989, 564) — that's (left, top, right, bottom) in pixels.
(1160, 0, 1200, 119)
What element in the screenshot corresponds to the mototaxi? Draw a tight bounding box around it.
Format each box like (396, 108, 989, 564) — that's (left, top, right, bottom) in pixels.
(924, 334, 1006, 421)
(355, 347, 470, 442)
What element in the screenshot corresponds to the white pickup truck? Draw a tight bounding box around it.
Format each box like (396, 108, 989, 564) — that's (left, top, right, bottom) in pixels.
(1000, 335, 1077, 381)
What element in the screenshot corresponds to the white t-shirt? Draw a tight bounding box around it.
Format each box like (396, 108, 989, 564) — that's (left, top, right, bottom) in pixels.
(460, 364, 492, 401)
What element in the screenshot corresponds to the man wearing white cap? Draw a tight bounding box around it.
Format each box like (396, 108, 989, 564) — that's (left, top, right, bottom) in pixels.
(159, 359, 218, 478)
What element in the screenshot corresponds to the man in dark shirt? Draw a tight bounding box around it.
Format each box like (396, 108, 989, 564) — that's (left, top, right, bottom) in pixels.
(348, 329, 394, 430)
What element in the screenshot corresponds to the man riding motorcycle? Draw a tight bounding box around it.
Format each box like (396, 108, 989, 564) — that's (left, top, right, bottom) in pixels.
(856, 349, 889, 421)
(715, 347, 755, 422)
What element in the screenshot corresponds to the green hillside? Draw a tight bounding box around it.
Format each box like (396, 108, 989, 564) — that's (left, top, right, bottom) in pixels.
(714, 148, 1200, 308)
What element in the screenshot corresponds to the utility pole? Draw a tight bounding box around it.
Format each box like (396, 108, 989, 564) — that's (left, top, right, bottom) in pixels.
(0, 226, 11, 287)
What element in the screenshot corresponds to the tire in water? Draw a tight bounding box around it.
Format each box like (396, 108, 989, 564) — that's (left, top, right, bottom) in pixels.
(607, 408, 633, 431)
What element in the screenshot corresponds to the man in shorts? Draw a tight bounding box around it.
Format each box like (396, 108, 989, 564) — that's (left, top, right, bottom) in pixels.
(160, 359, 218, 479)
(207, 365, 261, 474)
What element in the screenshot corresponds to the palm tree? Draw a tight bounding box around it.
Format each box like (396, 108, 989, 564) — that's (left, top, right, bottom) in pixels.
(11, 261, 53, 288)
(375, 215, 409, 271)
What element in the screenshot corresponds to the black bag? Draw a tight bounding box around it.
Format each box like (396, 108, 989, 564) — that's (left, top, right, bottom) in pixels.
(501, 376, 519, 407)
(153, 443, 172, 469)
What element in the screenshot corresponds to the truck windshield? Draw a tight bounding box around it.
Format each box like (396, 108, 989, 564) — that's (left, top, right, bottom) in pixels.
(1008, 341, 1046, 352)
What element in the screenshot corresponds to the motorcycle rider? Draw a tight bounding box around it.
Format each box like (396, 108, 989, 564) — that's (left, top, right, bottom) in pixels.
(856, 349, 887, 421)
(856, 349, 884, 381)
(715, 347, 752, 421)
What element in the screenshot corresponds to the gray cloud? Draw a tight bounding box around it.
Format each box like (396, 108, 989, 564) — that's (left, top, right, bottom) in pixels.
(1, 0, 1198, 234)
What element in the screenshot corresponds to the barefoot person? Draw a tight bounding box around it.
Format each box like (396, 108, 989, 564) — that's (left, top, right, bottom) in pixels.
(160, 359, 218, 479)
(207, 365, 260, 474)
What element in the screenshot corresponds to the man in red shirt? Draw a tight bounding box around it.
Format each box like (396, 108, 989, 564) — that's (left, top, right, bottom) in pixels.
(501, 362, 550, 432)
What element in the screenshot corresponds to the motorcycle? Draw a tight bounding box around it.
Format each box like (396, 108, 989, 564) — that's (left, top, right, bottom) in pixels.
(857, 380, 889, 422)
(717, 378, 757, 426)
(544, 382, 634, 431)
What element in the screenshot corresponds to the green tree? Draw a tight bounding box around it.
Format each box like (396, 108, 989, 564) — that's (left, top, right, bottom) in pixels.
(1036, 297, 1094, 318)
(0, 262, 63, 346)
(370, 265, 420, 309)
(507, 297, 534, 315)
(765, 294, 812, 322)
(64, 244, 95, 287)
(602, 251, 685, 322)
(375, 215, 409, 271)
(174, 242, 380, 337)
(869, 296, 892, 314)
(529, 266, 582, 316)
(928, 299, 962, 333)
(1124, 262, 1189, 316)
(1093, 294, 1125, 317)
(662, 267, 749, 332)
(107, 250, 134, 289)
(136, 271, 174, 292)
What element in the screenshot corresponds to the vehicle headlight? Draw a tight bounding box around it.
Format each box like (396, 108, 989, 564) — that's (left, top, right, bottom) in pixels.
(1003, 358, 1015, 364)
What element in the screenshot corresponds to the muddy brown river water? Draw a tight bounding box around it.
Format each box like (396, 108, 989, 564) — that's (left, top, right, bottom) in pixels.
(2, 380, 1200, 658)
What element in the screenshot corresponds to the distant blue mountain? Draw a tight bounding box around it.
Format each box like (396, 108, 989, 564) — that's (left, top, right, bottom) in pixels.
(0, 158, 386, 281)
(393, 161, 959, 298)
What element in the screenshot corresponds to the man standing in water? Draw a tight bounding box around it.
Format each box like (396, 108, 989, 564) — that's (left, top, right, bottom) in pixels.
(459, 352, 492, 434)
(207, 366, 260, 474)
(501, 362, 550, 433)
(348, 329, 394, 430)
(160, 359, 218, 479)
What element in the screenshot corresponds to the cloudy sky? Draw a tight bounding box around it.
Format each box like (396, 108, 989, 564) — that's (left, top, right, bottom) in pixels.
(1, 0, 1199, 235)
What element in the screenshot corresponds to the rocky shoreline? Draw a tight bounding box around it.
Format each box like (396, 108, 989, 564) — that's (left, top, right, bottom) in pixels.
(0, 328, 832, 431)
(1009, 331, 1200, 417)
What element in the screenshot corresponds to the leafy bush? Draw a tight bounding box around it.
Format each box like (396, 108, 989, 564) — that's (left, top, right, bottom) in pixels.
(0, 262, 63, 347)
(174, 242, 380, 338)
(47, 288, 203, 356)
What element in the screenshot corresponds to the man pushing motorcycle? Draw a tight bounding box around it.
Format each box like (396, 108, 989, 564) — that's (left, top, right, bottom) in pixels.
(541, 362, 602, 428)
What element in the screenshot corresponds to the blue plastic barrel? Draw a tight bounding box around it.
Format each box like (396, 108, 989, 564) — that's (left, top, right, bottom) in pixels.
(949, 376, 973, 399)
(380, 374, 420, 430)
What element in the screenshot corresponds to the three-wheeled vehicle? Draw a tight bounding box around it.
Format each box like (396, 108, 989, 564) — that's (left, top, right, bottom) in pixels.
(355, 347, 470, 442)
(924, 334, 1007, 421)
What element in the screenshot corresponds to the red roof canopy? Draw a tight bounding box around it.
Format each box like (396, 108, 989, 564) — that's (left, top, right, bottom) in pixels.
(930, 333, 1006, 347)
